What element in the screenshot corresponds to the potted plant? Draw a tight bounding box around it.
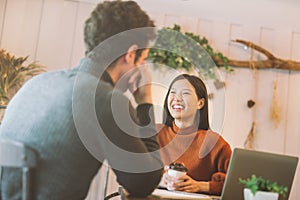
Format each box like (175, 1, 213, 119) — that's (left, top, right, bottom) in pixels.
(239, 174, 288, 200)
(0, 49, 45, 105)
(0, 49, 44, 122)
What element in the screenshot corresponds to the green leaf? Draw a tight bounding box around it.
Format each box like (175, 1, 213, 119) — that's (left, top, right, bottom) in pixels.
(239, 174, 288, 197)
(148, 24, 232, 80)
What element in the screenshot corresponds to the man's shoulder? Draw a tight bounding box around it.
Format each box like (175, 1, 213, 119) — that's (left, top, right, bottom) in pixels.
(26, 68, 76, 85)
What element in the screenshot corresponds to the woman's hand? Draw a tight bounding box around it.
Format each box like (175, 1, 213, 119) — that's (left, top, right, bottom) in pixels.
(172, 174, 210, 193)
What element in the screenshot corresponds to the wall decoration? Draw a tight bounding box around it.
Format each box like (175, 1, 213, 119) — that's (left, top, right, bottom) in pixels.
(244, 48, 258, 150)
(247, 99, 256, 109)
(215, 39, 300, 71)
(149, 25, 300, 72)
(244, 122, 255, 150)
(148, 24, 232, 81)
(269, 81, 281, 127)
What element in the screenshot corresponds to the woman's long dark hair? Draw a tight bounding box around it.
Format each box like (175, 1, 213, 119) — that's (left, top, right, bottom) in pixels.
(163, 74, 210, 130)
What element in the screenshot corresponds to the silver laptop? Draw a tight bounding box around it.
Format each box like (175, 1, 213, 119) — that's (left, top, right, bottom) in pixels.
(221, 148, 298, 200)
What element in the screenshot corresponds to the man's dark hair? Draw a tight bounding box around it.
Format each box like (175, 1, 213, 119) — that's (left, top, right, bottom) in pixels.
(163, 74, 210, 130)
(84, 0, 155, 64)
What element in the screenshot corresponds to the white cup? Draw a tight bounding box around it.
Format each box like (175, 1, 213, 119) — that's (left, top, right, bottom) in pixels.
(166, 169, 187, 191)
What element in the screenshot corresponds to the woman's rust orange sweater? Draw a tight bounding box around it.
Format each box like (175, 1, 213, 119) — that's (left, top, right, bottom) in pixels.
(158, 123, 232, 195)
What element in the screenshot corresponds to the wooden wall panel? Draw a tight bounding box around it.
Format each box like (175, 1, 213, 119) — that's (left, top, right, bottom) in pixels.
(198, 19, 227, 134)
(69, 2, 94, 67)
(163, 14, 180, 28)
(228, 24, 244, 58)
(137, 0, 300, 33)
(148, 12, 165, 28)
(253, 28, 290, 154)
(197, 22, 227, 135)
(179, 16, 198, 33)
(196, 19, 213, 41)
(0, 0, 7, 46)
(195, 19, 223, 131)
(211, 21, 230, 56)
(205, 77, 226, 134)
(0, 0, 43, 62)
(222, 24, 254, 147)
(147, 12, 169, 124)
(35, 0, 77, 71)
(208, 21, 229, 137)
(252, 28, 277, 152)
(222, 24, 260, 149)
(291, 32, 300, 62)
(268, 30, 291, 153)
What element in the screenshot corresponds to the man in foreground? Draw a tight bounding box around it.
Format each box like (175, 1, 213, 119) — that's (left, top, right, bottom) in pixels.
(0, 1, 162, 199)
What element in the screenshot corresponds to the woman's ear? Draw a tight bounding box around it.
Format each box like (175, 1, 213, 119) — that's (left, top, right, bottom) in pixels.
(197, 98, 205, 110)
(124, 44, 138, 65)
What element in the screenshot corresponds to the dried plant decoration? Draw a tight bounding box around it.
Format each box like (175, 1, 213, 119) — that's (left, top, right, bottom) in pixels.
(244, 122, 255, 150)
(243, 49, 258, 150)
(213, 79, 226, 89)
(247, 99, 255, 108)
(269, 81, 281, 127)
(215, 39, 300, 71)
(0, 49, 45, 106)
(208, 93, 214, 100)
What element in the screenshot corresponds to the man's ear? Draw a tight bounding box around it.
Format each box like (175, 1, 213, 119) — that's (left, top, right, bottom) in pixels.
(124, 44, 138, 65)
(197, 98, 205, 110)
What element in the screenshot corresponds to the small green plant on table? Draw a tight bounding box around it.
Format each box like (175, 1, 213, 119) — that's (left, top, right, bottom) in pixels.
(239, 174, 288, 198)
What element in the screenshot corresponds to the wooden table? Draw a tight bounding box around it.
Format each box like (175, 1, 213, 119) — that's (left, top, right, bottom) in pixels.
(118, 187, 161, 200)
(122, 195, 160, 200)
(118, 186, 220, 200)
(120, 190, 219, 200)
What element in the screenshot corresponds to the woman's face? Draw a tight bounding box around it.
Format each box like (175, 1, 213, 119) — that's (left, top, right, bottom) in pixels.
(167, 79, 204, 125)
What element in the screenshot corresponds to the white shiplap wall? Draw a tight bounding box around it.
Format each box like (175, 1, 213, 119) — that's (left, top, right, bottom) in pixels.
(0, 0, 300, 199)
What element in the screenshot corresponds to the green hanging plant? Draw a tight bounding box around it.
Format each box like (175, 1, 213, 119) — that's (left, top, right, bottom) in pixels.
(148, 24, 233, 79)
(0, 49, 45, 106)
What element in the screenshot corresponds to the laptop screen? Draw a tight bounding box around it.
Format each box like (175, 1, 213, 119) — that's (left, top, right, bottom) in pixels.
(221, 148, 298, 200)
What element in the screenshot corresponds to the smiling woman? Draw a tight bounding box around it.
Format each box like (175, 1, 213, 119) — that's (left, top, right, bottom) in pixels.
(164, 74, 209, 131)
(167, 78, 205, 129)
(158, 74, 232, 196)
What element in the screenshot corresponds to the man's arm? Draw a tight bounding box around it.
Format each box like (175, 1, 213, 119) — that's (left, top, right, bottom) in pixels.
(97, 89, 163, 197)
